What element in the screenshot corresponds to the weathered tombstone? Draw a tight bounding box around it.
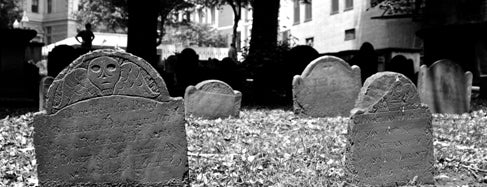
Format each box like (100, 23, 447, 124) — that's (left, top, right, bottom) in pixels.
(387, 55, 417, 84)
(38, 76, 54, 111)
(286, 45, 320, 77)
(418, 59, 473, 114)
(33, 50, 188, 186)
(346, 72, 435, 186)
(174, 48, 201, 97)
(349, 42, 379, 83)
(292, 56, 361, 117)
(47, 45, 78, 77)
(185, 80, 242, 119)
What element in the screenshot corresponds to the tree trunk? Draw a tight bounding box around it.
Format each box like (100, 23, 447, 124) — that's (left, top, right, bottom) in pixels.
(246, 0, 281, 105)
(127, 0, 159, 66)
(229, 2, 241, 47)
(246, 0, 280, 68)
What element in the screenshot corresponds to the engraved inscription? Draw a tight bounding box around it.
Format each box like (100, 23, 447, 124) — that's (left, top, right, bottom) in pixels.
(293, 56, 361, 117)
(35, 96, 186, 184)
(185, 80, 241, 119)
(418, 59, 471, 114)
(34, 50, 187, 186)
(347, 72, 434, 186)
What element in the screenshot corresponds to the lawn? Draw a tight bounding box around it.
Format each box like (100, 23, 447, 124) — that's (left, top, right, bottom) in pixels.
(1, 103, 487, 186)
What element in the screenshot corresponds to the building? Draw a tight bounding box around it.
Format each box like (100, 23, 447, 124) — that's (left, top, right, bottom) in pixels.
(284, 0, 423, 71)
(21, 0, 80, 44)
(179, 4, 253, 50)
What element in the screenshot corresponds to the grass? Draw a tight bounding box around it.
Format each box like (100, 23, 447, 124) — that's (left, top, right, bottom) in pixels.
(1, 103, 487, 186)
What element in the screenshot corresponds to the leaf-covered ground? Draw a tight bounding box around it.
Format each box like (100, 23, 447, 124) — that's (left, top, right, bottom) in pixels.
(1, 106, 487, 186)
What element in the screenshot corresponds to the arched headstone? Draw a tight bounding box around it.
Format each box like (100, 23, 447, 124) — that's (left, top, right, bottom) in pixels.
(47, 45, 78, 77)
(346, 72, 434, 186)
(418, 59, 473, 114)
(185, 80, 242, 119)
(350, 42, 378, 83)
(387, 55, 416, 84)
(293, 56, 361, 117)
(33, 50, 188, 186)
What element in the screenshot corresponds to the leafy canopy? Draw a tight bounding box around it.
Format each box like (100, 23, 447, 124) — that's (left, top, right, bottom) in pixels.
(0, 0, 22, 29)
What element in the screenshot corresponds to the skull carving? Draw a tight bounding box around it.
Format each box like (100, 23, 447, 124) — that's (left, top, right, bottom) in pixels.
(88, 56, 120, 95)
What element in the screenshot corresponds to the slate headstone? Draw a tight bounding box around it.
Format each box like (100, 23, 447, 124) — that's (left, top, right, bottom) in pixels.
(185, 80, 241, 119)
(292, 56, 361, 117)
(346, 72, 435, 186)
(286, 45, 320, 77)
(174, 48, 200, 96)
(387, 55, 417, 84)
(47, 45, 79, 77)
(33, 50, 188, 186)
(38, 76, 54, 111)
(349, 42, 378, 83)
(418, 59, 473, 114)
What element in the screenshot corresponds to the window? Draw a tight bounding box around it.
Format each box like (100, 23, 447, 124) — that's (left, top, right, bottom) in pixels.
(211, 7, 216, 24)
(45, 26, 52, 44)
(304, 0, 312, 22)
(331, 0, 339, 14)
(31, 0, 39, 13)
(306, 37, 314, 46)
(244, 8, 248, 21)
(282, 30, 290, 43)
(293, 0, 300, 24)
(236, 31, 241, 50)
(198, 9, 203, 23)
(47, 0, 53, 13)
(345, 0, 353, 11)
(185, 12, 191, 22)
(345, 29, 356, 41)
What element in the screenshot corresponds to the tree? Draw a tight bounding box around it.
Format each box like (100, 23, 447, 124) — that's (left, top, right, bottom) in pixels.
(370, 0, 424, 18)
(191, 0, 251, 48)
(163, 22, 227, 47)
(246, 0, 280, 67)
(75, 0, 129, 33)
(0, 0, 22, 29)
(76, 0, 187, 64)
(126, 0, 159, 65)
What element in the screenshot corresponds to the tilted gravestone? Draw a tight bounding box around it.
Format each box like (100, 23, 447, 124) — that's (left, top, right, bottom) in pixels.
(33, 50, 188, 186)
(346, 72, 435, 186)
(185, 80, 241, 119)
(418, 59, 472, 114)
(292, 56, 361, 117)
(38, 76, 54, 111)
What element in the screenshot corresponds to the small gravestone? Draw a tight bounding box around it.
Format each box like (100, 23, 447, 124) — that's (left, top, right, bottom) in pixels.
(346, 72, 435, 186)
(33, 50, 188, 186)
(292, 56, 361, 117)
(38, 76, 54, 111)
(387, 55, 416, 84)
(418, 59, 472, 114)
(350, 42, 378, 83)
(185, 80, 241, 119)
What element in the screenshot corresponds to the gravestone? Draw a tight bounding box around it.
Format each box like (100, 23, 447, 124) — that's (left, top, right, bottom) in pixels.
(387, 55, 417, 84)
(185, 80, 241, 119)
(47, 45, 79, 77)
(346, 72, 435, 186)
(38, 76, 54, 111)
(349, 42, 378, 83)
(292, 56, 361, 117)
(33, 50, 188, 186)
(418, 59, 472, 114)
